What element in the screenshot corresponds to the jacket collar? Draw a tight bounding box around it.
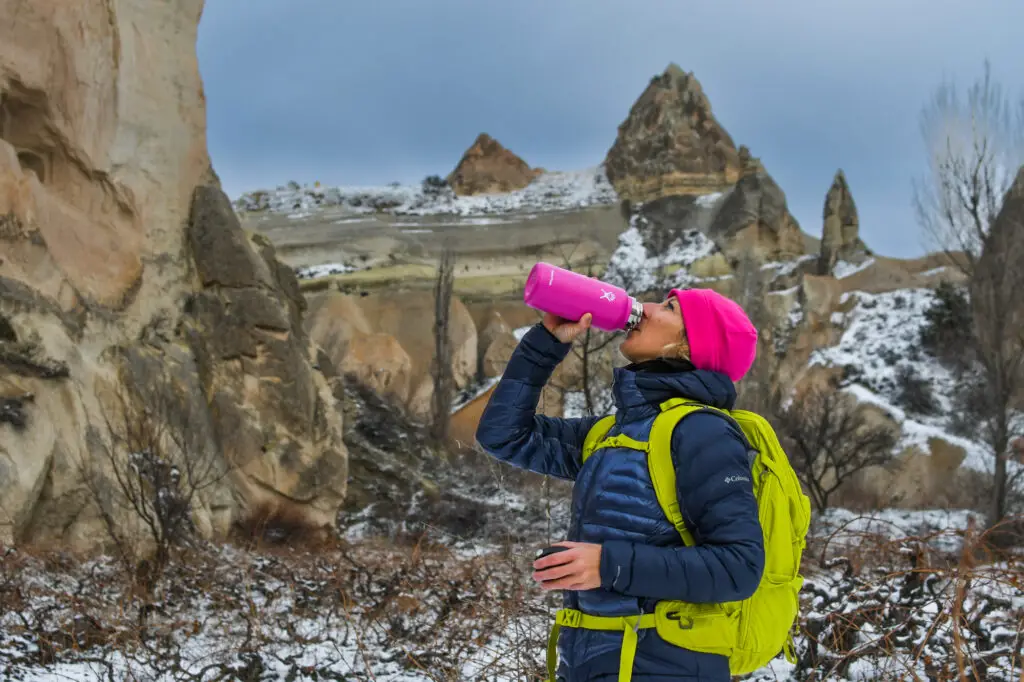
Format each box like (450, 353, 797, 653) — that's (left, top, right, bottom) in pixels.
(611, 359, 737, 424)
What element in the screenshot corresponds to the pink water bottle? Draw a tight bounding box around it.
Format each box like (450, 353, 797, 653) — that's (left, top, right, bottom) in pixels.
(523, 262, 644, 332)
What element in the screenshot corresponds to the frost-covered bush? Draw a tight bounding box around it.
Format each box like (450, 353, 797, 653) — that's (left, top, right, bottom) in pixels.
(921, 281, 973, 366)
(895, 365, 940, 416)
(421, 174, 451, 198)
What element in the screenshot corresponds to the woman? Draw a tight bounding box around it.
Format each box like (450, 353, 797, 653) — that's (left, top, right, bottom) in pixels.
(475, 288, 765, 682)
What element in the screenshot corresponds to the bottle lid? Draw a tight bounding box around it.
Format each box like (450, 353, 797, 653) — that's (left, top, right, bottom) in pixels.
(625, 298, 643, 331)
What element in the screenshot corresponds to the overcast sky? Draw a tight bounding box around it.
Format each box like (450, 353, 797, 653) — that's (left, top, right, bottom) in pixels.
(197, 0, 1024, 258)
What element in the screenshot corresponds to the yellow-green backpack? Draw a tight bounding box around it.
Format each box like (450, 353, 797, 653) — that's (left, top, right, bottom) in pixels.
(546, 398, 811, 682)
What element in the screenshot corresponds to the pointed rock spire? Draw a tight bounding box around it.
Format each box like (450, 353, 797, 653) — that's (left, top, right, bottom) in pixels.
(604, 64, 741, 203)
(819, 170, 869, 275)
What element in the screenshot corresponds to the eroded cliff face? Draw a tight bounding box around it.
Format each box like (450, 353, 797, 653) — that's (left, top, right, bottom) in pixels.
(0, 0, 347, 553)
(604, 64, 741, 203)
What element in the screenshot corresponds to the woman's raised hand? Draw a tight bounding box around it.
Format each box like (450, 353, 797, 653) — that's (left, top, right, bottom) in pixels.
(542, 312, 592, 344)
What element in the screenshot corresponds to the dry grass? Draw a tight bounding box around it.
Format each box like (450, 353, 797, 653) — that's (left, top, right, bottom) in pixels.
(0, 537, 556, 681)
(2, 516, 1023, 681)
(786, 516, 1024, 682)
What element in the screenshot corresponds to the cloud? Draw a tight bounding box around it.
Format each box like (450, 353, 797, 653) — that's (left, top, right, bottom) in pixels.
(197, 0, 1024, 258)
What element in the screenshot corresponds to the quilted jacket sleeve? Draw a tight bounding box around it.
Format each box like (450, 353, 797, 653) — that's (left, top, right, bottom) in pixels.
(599, 412, 765, 603)
(475, 324, 600, 481)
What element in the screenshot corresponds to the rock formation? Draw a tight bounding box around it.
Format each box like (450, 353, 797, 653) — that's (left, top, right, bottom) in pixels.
(446, 133, 540, 196)
(604, 64, 742, 203)
(819, 170, 869, 275)
(0, 1, 346, 552)
(305, 291, 478, 418)
(477, 311, 518, 378)
(706, 153, 807, 261)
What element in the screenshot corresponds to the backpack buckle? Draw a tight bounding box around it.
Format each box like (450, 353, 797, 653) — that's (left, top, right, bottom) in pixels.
(665, 612, 694, 630)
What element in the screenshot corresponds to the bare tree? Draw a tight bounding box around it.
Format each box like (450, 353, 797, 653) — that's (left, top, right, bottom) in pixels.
(561, 253, 622, 417)
(913, 61, 1024, 528)
(83, 364, 229, 580)
(431, 244, 456, 443)
(775, 385, 898, 512)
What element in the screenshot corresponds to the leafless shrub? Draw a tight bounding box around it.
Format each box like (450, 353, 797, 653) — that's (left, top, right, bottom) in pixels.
(0, 538, 558, 681)
(775, 385, 898, 512)
(79, 362, 229, 582)
(913, 61, 1024, 529)
(787, 517, 1024, 682)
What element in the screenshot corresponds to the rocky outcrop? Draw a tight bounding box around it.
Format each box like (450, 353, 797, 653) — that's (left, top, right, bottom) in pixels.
(605, 64, 742, 203)
(819, 170, 869, 275)
(183, 187, 347, 528)
(305, 291, 478, 418)
(477, 311, 518, 378)
(446, 133, 540, 196)
(0, 2, 347, 553)
(706, 155, 807, 260)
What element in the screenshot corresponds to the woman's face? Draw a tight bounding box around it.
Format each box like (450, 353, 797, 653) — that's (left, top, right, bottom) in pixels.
(620, 296, 686, 363)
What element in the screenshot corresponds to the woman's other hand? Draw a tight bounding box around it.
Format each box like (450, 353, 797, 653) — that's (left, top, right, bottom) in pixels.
(532, 541, 602, 591)
(542, 313, 592, 344)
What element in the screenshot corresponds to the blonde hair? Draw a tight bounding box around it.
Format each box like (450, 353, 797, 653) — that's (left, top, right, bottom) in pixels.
(660, 327, 691, 361)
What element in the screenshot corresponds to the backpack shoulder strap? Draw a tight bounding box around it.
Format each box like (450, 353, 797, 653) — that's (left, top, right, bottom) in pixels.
(581, 415, 617, 463)
(649, 398, 761, 547)
(647, 400, 708, 547)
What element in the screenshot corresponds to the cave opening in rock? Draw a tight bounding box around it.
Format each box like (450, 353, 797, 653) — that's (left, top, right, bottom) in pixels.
(16, 150, 46, 183)
(1, 88, 52, 185)
(0, 315, 16, 343)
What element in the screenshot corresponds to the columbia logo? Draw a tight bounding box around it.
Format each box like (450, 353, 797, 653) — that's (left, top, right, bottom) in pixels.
(724, 475, 751, 484)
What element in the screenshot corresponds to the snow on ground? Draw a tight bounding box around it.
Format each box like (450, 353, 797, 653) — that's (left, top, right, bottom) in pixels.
(294, 261, 359, 280)
(4, 506, 1019, 682)
(694, 191, 724, 208)
(450, 376, 501, 414)
(513, 325, 533, 341)
(832, 257, 876, 279)
(808, 287, 1023, 483)
(811, 288, 955, 415)
(761, 254, 818, 280)
(603, 213, 719, 292)
(814, 507, 985, 554)
(235, 168, 617, 219)
(563, 388, 616, 419)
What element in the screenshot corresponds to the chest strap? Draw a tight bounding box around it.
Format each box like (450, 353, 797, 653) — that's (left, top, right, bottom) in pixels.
(547, 608, 657, 682)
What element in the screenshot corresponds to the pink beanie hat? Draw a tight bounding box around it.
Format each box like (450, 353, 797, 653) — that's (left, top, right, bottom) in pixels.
(669, 288, 758, 382)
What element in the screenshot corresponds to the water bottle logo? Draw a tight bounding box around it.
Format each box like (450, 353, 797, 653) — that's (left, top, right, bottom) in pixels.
(599, 289, 616, 302)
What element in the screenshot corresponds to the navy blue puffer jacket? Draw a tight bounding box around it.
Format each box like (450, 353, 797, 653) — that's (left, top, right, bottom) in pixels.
(475, 324, 765, 682)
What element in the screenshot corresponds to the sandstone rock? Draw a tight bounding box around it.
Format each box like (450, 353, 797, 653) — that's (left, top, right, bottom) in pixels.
(477, 310, 518, 378)
(449, 384, 496, 452)
(0, 4, 347, 554)
(707, 158, 807, 260)
(481, 331, 518, 378)
(800, 274, 845, 324)
(605, 64, 742, 203)
(360, 291, 478, 396)
(304, 291, 373, 370)
(478, 311, 512, 357)
(189, 186, 277, 289)
(688, 252, 732, 279)
(181, 186, 348, 531)
(305, 289, 477, 418)
(465, 300, 540, 333)
(446, 133, 540, 196)
(819, 170, 868, 275)
(842, 438, 986, 510)
(340, 332, 413, 405)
